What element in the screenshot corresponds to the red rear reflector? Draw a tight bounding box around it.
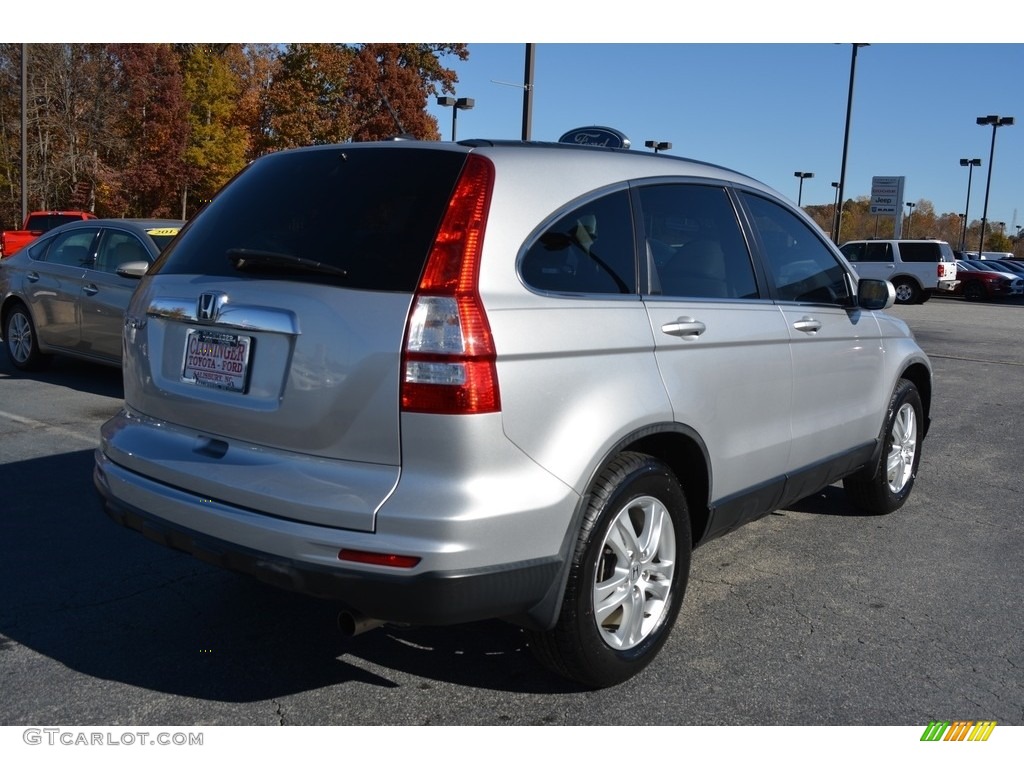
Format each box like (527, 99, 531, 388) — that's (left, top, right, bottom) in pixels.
(338, 549, 421, 569)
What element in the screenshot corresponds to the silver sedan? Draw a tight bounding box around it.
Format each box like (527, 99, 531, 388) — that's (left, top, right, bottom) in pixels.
(0, 218, 184, 370)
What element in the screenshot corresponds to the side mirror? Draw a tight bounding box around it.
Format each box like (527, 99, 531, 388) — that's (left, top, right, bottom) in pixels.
(857, 278, 895, 310)
(116, 260, 150, 279)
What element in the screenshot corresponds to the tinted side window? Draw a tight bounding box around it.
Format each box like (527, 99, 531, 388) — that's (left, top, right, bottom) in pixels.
(521, 190, 636, 294)
(95, 231, 151, 274)
(865, 242, 894, 262)
(44, 229, 98, 268)
(842, 242, 892, 262)
(638, 184, 758, 299)
(743, 193, 851, 304)
(898, 243, 939, 263)
(839, 243, 864, 262)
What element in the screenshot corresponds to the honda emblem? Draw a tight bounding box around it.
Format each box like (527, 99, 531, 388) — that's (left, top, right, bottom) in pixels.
(197, 292, 225, 322)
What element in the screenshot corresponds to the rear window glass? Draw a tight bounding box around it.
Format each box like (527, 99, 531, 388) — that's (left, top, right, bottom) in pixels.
(898, 243, 941, 263)
(27, 214, 89, 233)
(144, 228, 181, 251)
(152, 146, 467, 291)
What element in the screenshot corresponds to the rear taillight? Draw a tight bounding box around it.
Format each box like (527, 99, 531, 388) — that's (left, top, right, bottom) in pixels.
(401, 154, 499, 415)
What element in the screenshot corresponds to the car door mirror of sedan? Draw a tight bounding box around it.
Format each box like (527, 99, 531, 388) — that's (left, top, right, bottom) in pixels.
(116, 261, 150, 279)
(857, 278, 895, 310)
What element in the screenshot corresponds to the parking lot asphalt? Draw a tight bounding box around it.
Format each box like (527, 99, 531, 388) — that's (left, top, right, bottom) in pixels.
(0, 293, 1020, 727)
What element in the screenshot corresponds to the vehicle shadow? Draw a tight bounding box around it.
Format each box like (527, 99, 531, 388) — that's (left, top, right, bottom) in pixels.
(0, 354, 124, 399)
(931, 294, 1024, 308)
(0, 450, 579, 705)
(784, 485, 872, 517)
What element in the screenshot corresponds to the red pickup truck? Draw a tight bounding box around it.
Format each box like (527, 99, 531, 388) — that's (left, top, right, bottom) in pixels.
(1, 210, 97, 258)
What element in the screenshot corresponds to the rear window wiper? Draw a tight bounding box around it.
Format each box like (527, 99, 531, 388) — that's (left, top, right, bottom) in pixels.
(227, 248, 348, 279)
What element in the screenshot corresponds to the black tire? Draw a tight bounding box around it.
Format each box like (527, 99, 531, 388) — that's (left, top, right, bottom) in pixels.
(528, 452, 691, 688)
(892, 279, 920, 305)
(843, 379, 923, 515)
(963, 282, 985, 301)
(4, 303, 51, 371)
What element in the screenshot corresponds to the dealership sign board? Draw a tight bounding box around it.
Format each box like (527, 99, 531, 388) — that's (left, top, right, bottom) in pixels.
(870, 176, 905, 215)
(558, 126, 632, 149)
(870, 176, 907, 237)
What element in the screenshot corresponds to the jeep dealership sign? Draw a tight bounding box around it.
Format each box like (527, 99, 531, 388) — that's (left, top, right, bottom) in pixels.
(870, 176, 907, 238)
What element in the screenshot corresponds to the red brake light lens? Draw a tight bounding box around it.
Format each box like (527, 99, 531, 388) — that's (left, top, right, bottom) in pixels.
(401, 154, 499, 415)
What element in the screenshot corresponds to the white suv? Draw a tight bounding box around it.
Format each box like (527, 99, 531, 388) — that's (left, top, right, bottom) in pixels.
(839, 239, 959, 304)
(94, 139, 933, 687)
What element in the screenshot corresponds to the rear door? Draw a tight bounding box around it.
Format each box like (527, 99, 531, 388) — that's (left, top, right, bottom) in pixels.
(840, 240, 894, 283)
(79, 229, 154, 361)
(28, 227, 99, 352)
(637, 182, 794, 530)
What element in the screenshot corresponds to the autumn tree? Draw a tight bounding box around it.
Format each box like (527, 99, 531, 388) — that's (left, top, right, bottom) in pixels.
(105, 44, 190, 217)
(0, 44, 22, 228)
(179, 44, 252, 217)
(265, 44, 354, 149)
(263, 43, 468, 147)
(347, 44, 467, 141)
(2, 45, 114, 214)
(0, 44, 122, 223)
(232, 44, 280, 162)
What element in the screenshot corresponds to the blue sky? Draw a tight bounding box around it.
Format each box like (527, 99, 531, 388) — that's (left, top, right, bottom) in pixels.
(426, 43, 1024, 231)
(20, 5, 1024, 233)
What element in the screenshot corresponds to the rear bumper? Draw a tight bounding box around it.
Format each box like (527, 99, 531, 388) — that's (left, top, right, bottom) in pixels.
(94, 449, 569, 628)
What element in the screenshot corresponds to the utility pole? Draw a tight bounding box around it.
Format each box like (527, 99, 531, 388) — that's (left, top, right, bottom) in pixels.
(522, 44, 534, 141)
(21, 44, 28, 220)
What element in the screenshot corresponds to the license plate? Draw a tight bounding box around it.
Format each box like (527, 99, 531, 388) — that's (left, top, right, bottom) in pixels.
(182, 329, 252, 392)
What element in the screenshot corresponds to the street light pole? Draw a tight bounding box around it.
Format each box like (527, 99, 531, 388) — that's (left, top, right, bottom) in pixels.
(834, 44, 869, 243)
(905, 202, 916, 238)
(645, 140, 672, 154)
(437, 96, 475, 142)
(794, 171, 813, 206)
(831, 181, 840, 241)
(959, 158, 981, 251)
(976, 115, 1014, 254)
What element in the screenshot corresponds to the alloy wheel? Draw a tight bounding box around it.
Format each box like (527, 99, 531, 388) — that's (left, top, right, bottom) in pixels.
(592, 495, 676, 651)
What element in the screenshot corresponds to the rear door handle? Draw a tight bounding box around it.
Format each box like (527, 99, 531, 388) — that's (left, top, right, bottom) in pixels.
(661, 317, 707, 338)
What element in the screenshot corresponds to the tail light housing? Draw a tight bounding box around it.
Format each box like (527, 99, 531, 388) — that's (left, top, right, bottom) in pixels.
(401, 154, 500, 414)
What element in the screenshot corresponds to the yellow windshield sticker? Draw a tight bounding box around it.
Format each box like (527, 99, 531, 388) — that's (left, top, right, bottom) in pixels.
(146, 228, 180, 236)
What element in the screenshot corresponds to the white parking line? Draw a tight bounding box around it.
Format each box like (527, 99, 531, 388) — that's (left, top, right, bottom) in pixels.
(0, 409, 99, 446)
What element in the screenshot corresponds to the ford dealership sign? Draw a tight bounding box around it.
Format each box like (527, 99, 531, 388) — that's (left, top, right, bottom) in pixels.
(558, 126, 631, 149)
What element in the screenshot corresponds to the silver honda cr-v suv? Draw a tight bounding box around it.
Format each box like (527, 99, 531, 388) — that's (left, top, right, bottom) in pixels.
(94, 138, 932, 688)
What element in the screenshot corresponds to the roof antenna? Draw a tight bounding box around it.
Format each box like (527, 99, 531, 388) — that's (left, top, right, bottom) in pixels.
(377, 86, 408, 137)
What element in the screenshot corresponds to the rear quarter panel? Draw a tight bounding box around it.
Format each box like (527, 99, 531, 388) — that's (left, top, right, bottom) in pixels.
(474, 148, 680, 494)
